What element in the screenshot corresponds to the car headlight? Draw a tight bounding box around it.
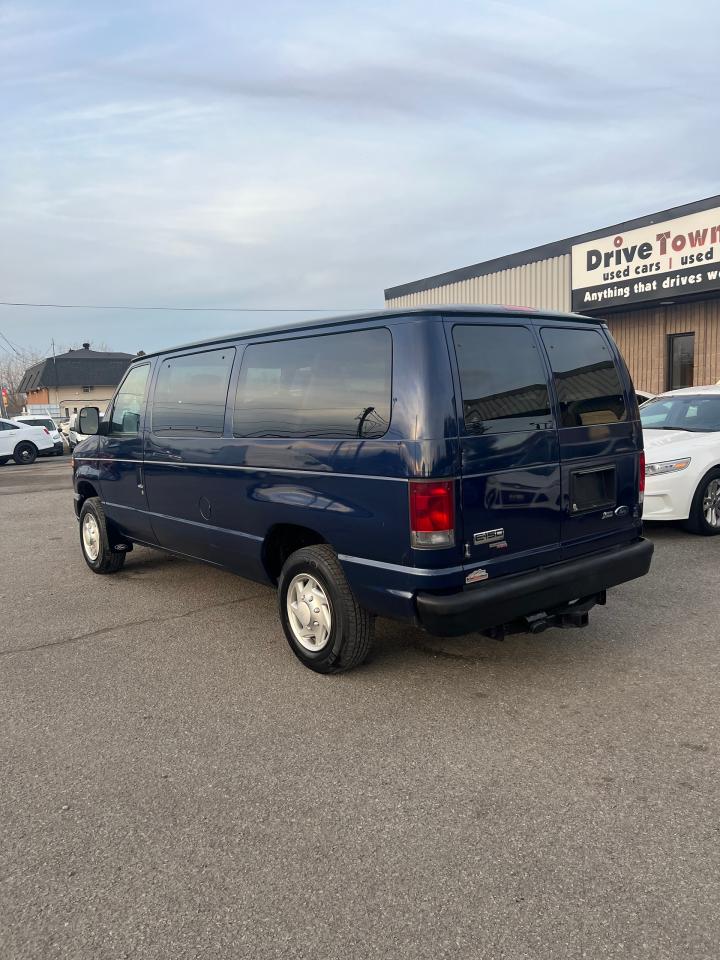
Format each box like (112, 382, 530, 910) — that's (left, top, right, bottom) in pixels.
(645, 458, 691, 477)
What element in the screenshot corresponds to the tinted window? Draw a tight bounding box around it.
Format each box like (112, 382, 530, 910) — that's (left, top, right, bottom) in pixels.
(110, 364, 150, 435)
(18, 418, 54, 430)
(641, 395, 720, 432)
(541, 328, 628, 428)
(453, 325, 552, 434)
(152, 349, 235, 437)
(233, 329, 392, 439)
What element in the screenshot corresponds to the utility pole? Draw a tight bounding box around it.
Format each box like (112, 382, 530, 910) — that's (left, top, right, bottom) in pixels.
(51, 338, 58, 417)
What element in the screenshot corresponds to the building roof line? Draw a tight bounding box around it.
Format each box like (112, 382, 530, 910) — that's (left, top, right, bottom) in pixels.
(384, 193, 720, 301)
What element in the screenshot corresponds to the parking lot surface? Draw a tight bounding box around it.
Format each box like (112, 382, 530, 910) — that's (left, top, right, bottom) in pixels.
(1, 457, 718, 959)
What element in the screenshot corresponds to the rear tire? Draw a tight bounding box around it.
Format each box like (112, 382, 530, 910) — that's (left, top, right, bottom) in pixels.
(79, 497, 126, 573)
(13, 442, 37, 465)
(278, 544, 374, 673)
(685, 468, 720, 536)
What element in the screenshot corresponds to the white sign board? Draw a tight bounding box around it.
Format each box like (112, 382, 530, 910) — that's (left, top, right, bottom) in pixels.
(571, 206, 720, 310)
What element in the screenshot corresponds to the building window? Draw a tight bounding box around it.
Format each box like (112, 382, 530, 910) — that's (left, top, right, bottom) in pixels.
(667, 333, 695, 390)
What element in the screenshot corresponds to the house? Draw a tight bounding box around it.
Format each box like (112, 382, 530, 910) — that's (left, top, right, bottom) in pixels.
(19, 343, 134, 418)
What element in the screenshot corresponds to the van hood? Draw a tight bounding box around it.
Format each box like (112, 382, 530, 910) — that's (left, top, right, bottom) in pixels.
(643, 428, 720, 462)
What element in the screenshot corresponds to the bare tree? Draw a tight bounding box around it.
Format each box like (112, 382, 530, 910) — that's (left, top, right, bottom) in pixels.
(0, 347, 45, 416)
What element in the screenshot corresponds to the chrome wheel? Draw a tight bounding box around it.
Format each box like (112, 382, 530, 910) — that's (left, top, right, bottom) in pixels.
(286, 573, 332, 651)
(82, 513, 100, 561)
(703, 479, 720, 528)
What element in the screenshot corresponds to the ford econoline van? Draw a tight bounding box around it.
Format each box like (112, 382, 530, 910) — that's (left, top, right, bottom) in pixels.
(73, 307, 653, 673)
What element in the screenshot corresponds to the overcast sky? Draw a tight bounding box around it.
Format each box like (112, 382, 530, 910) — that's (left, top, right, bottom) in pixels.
(1, 0, 719, 356)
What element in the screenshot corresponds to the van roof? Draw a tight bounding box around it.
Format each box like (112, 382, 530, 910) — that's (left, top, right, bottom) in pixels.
(134, 304, 603, 361)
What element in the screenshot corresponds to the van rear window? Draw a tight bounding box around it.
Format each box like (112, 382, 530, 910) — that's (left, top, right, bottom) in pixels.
(453, 325, 552, 434)
(541, 328, 628, 428)
(233, 328, 391, 439)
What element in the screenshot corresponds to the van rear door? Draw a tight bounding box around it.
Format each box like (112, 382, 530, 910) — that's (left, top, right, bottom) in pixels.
(448, 320, 562, 580)
(539, 324, 641, 558)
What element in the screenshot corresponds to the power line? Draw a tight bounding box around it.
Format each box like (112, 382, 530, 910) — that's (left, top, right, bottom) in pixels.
(0, 301, 372, 314)
(0, 329, 21, 355)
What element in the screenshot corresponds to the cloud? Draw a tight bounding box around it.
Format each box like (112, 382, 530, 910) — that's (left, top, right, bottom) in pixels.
(1, 0, 719, 353)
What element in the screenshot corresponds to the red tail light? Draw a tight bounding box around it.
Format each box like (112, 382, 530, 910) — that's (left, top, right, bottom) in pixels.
(639, 451, 646, 502)
(409, 480, 455, 548)
(43, 427, 50, 435)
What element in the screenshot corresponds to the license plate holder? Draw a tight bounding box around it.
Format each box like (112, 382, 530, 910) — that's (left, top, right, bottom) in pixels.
(570, 465, 616, 514)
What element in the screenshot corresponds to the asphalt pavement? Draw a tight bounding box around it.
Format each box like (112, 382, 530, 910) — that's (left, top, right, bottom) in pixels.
(1, 457, 718, 959)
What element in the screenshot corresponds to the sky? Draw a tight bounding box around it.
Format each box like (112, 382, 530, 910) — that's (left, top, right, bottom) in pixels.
(1, 0, 719, 356)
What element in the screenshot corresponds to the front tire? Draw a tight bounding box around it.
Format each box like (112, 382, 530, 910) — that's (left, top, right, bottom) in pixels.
(685, 468, 720, 535)
(13, 442, 37, 465)
(278, 544, 374, 673)
(79, 497, 126, 573)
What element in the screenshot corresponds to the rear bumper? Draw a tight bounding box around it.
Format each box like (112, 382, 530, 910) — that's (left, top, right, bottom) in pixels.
(40, 442, 62, 456)
(416, 537, 654, 637)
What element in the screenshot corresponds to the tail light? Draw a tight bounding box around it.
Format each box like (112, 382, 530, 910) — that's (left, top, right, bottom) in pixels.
(409, 480, 455, 549)
(43, 427, 50, 435)
(639, 451, 646, 504)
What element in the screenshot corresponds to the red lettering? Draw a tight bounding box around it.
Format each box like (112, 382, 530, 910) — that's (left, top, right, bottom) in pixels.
(688, 228, 708, 247)
(656, 231, 671, 254)
(672, 234, 686, 252)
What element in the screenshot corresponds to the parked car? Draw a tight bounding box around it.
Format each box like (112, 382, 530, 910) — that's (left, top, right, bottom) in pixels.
(13, 415, 64, 455)
(635, 389, 656, 406)
(0, 417, 55, 464)
(72, 307, 653, 672)
(641, 386, 720, 533)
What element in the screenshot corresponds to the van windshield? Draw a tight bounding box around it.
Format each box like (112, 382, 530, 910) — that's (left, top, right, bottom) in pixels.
(641, 395, 720, 432)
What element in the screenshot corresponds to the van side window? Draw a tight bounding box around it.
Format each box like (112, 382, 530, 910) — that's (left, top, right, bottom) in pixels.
(453, 325, 552, 434)
(233, 329, 392, 439)
(152, 349, 235, 437)
(109, 364, 150, 436)
(541, 328, 627, 427)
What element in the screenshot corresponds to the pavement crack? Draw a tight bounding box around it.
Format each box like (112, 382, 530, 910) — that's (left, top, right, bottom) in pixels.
(0, 595, 266, 658)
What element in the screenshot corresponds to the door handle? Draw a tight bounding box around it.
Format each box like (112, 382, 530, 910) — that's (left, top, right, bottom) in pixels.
(136, 463, 144, 491)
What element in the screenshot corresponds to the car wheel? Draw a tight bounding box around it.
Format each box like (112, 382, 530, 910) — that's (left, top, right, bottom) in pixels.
(13, 442, 37, 465)
(278, 544, 374, 673)
(685, 468, 720, 536)
(79, 497, 126, 573)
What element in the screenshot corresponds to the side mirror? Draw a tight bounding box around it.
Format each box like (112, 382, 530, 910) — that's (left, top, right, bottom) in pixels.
(78, 406, 100, 435)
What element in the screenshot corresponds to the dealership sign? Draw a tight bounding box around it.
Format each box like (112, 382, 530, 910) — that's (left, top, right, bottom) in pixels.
(571, 206, 720, 311)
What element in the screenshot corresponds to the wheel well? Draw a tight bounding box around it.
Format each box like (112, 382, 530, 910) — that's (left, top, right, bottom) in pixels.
(263, 524, 326, 582)
(76, 480, 99, 507)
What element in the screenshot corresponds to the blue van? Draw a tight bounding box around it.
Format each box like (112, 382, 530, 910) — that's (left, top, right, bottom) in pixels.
(73, 307, 653, 672)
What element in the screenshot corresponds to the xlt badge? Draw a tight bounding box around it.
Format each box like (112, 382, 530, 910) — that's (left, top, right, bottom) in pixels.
(473, 527, 505, 545)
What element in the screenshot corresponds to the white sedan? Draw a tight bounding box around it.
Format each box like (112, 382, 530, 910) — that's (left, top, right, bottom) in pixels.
(0, 417, 55, 465)
(641, 386, 720, 534)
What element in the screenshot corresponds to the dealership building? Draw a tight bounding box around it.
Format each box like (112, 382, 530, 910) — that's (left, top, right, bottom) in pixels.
(384, 195, 720, 394)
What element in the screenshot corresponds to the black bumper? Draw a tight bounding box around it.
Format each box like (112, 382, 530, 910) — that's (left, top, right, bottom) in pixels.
(416, 538, 654, 637)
